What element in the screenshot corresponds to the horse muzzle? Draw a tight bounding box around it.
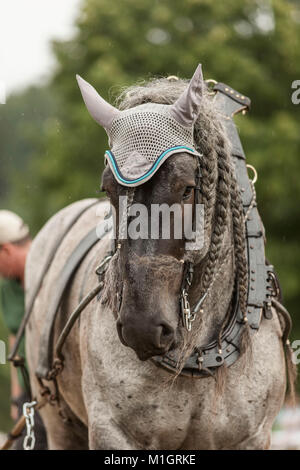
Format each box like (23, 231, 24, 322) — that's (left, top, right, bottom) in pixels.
(116, 317, 176, 361)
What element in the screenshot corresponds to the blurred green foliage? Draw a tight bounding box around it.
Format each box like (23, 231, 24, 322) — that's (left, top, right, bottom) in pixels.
(0, 0, 299, 426)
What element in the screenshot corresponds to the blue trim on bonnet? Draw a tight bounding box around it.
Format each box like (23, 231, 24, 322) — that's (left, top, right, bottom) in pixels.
(105, 146, 196, 185)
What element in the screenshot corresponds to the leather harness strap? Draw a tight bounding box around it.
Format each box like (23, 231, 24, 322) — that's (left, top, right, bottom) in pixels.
(8, 199, 100, 362)
(213, 82, 251, 110)
(36, 216, 113, 379)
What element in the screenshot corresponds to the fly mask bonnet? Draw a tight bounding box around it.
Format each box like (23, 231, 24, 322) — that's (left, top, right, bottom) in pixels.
(76, 64, 203, 187)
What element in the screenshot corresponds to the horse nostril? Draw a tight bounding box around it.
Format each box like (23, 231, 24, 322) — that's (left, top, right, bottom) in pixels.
(159, 323, 175, 347)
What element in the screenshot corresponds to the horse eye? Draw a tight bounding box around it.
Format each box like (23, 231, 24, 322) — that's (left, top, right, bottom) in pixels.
(182, 186, 194, 200)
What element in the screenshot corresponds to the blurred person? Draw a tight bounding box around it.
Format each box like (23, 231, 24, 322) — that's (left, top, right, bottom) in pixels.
(0, 210, 47, 450)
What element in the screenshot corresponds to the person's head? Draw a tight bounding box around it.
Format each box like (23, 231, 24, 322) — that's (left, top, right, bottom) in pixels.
(0, 210, 31, 280)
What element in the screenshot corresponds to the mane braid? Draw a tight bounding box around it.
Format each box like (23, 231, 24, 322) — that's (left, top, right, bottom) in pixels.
(199, 133, 231, 295)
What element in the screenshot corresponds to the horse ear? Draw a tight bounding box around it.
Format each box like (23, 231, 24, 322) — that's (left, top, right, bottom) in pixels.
(76, 75, 120, 131)
(170, 64, 203, 126)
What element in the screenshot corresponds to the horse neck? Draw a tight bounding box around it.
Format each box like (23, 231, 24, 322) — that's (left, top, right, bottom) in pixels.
(188, 214, 235, 346)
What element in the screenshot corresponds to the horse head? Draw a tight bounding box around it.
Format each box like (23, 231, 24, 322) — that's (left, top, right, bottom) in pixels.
(77, 64, 240, 362)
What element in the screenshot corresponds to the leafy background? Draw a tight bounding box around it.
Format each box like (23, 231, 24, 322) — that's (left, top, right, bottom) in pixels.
(0, 0, 299, 431)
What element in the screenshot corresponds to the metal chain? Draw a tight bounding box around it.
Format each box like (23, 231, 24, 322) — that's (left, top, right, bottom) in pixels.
(23, 401, 37, 450)
(180, 263, 195, 331)
(181, 289, 194, 331)
(244, 179, 257, 222)
(244, 164, 258, 223)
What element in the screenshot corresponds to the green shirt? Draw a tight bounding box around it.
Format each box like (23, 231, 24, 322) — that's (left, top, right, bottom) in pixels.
(0, 277, 26, 389)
